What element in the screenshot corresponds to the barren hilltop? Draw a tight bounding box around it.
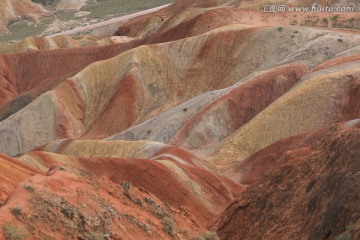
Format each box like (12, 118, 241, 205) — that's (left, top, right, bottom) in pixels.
(0, 0, 359, 239)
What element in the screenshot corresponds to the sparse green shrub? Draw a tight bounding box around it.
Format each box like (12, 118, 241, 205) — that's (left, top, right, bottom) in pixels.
(162, 217, 175, 236)
(322, 18, 329, 26)
(87, 232, 106, 240)
(338, 38, 344, 42)
(10, 207, 22, 217)
(31, 0, 57, 6)
(193, 231, 220, 240)
(178, 228, 189, 238)
(23, 185, 34, 193)
(2, 223, 29, 240)
(56, 11, 76, 21)
(4, 95, 32, 121)
(121, 181, 132, 191)
(335, 224, 353, 240)
(335, 232, 352, 240)
(277, 27, 283, 32)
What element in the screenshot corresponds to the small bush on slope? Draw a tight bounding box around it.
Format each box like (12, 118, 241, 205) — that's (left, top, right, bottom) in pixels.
(2, 223, 29, 240)
(162, 217, 176, 236)
(10, 207, 22, 218)
(193, 231, 220, 240)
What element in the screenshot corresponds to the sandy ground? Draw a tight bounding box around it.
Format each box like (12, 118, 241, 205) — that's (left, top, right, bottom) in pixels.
(48, 3, 171, 37)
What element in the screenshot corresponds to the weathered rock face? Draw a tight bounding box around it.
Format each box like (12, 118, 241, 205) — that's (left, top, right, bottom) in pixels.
(0, 0, 360, 239)
(213, 123, 360, 240)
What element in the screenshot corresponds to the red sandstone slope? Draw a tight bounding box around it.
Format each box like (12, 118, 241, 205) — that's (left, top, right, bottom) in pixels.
(0, 154, 42, 205)
(220, 126, 329, 185)
(0, 40, 139, 103)
(169, 64, 308, 150)
(213, 123, 360, 239)
(0, 142, 242, 239)
(0, 0, 360, 239)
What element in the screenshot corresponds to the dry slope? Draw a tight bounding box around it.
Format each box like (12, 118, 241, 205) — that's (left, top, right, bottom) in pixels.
(0, 0, 359, 239)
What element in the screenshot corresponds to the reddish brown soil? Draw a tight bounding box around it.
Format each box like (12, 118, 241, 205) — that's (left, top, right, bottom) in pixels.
(312, 54, 360, 72)
(77, 157, 240, 222)
(0, 40, 141, 121)
(222, 126, 329, 185)
(0, 154, 42, 205)
(0, 149, 241, 239)
(170, 63, 308, 148)
(82, 73, 143, 139)
(338, 75, 360, 122)
(213, 123, 360, 239)
(144, 8, 245, 44)
(1, 1, 360, 239)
